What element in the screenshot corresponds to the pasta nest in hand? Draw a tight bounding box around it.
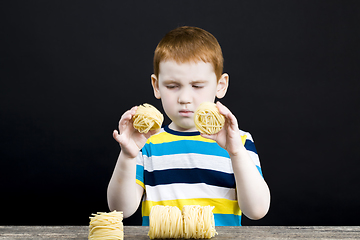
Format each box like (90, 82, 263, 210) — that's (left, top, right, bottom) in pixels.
(194, 102, 225, 135)
(133, 103, 164, 133)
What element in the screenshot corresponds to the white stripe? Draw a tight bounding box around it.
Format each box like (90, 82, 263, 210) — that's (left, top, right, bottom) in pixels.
(239, 130, 261, 167)
(145, 183, 237, 202)
(239, 129, 253, 141)
(143, 153, 233, 174)
(136, 151, 144, 165)
(248, 151, 260, 167)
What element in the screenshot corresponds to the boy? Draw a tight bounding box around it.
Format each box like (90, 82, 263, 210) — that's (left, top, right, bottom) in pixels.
(107, 26, 270, 226)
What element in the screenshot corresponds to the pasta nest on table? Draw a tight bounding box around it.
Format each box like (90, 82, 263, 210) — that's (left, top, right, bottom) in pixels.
(133, 103, 164, 133)
(148, 205, 217, 239)
(88, 211, 124, 240)
(194, 102, 225, 134)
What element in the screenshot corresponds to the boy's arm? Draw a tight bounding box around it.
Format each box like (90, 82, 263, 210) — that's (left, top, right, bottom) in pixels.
(201, 102, 270, 220)
(107, 106, 157, 218)
(107, 151, 144, 218)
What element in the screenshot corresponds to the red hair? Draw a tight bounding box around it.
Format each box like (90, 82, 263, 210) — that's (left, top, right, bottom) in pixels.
(153, 26, 224, 80)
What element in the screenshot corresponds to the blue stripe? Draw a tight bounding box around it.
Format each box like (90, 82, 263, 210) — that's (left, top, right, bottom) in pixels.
(142, 216, 149, 226)
(142, 214, 241, 226)
(256, 165, 263, 177)
(143, 140, 229, 158)
(164, 125, 200, 136)
(144, 168, 235, 188)
(244, 139, 257, 154)
(214, 214, 242, 226)
(136, 164, 144, 183)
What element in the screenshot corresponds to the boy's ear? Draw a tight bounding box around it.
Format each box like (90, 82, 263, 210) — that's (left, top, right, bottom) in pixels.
(216, 73, 229, 99)
(151, 74, 161, 99)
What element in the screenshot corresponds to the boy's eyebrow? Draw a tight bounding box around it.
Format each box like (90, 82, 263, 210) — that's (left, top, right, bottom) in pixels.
(190, 80, 208, 84)
(162, 80, 179, 84)
(161, 79, 208, 84)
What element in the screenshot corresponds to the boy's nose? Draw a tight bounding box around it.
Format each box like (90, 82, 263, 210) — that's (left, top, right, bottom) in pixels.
(178, 90, 192, 104)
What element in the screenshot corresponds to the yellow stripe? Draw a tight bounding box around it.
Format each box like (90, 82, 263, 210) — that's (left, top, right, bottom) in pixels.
(146, 131, 216, 144)
(241, 135, 247, 145)
(142, 198, 241, 216)
(136, 179, 145, 189)
(147, 131, 248, 145)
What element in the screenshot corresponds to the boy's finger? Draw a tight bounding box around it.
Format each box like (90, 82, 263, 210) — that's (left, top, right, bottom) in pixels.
(113, 130, 120, 142)
(118, 106, 138, 133)
(143, 128, 160, 139)
(216, 101, 230, 115)
(200, 133, 216, 140)
(216, 101, 238, 129)
(120, 107, 137, 122)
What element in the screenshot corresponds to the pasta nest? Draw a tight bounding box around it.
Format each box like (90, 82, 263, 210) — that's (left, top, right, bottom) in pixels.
(148, 205, 217, 239)
(194, 102, 225, 134)
(88, 211, 124, 240)
(133, 103, 164, 133)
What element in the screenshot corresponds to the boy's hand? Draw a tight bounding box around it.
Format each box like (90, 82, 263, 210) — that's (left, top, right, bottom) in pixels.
(201, 102, 244, 157)
(113, 106, 158, 159)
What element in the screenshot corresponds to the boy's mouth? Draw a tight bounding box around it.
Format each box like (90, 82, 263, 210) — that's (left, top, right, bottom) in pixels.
(179, 110, 193, 117)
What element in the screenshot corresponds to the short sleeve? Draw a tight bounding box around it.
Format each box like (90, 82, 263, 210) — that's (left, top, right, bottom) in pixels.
(240, 130, 263, 177)
(136, 151, 145, 189)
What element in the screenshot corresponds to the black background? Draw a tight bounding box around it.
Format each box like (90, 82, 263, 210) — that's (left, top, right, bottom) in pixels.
(1, 1, 360, 226)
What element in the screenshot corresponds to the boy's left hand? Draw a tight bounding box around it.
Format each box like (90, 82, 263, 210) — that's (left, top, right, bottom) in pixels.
(201, 101, 244, 157)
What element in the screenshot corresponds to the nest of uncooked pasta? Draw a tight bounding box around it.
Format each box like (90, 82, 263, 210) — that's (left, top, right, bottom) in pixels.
(148, 205, 217, 239)
(133, 103, 164, 133)
(194, 102, 225, 135)
(88, 211, 124, 240)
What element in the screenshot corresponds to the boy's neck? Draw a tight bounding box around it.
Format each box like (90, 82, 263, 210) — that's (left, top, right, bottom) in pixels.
(165, 125, 200, 136)
(168, 122, 198, 133)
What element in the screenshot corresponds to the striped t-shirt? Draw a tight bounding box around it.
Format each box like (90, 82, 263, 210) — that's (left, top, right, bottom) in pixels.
(136, 125, 262, 226)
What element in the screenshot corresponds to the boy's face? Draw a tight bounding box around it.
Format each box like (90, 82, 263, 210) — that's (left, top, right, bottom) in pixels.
(151, 60, 228, 132)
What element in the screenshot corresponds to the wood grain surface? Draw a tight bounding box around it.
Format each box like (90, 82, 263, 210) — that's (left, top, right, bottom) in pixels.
(1, 226, 360, 239)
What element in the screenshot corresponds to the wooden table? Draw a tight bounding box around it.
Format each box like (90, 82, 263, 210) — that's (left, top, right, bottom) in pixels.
(1, 226, 360, 239)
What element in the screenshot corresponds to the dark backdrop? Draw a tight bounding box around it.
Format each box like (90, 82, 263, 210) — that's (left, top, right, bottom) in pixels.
(1, 1, 359, 226)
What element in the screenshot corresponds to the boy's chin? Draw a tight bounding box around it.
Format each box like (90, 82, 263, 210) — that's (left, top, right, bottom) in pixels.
(169, 122, 197, 132)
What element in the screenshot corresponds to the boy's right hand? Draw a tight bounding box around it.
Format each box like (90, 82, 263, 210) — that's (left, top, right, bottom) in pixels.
(113, 106, 158, 159)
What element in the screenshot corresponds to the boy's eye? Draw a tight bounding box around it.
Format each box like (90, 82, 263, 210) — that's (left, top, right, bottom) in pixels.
(166, 85, 178, 89)
(193, 85, 204, 88)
